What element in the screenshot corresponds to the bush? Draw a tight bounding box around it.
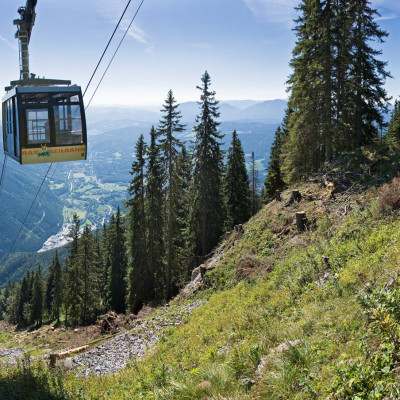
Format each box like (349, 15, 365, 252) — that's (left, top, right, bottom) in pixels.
(378, 177, 400, 213)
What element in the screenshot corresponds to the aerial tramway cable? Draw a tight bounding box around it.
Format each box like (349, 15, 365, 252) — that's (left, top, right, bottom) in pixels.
(82, 0, 133, 99)
(85, 0, 146, 110)
(4, 164, 53, 259)
(1, 0, 146, 263)
(0, 155, 8, 200)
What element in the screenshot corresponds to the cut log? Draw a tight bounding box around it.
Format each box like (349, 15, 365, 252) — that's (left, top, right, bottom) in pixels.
(57, 345, 88, 359)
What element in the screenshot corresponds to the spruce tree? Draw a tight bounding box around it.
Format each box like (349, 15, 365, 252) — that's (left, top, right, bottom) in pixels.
(18, 275, 30, 325)
(78, 226, 100, 325)
(158, 90, 185, 299)
(190, 71, 224, 264)
(45, 253, 56, 319)
(51, 251, 63, 323)
(387, 99, 400, 145)
(64, 214, 83, 326)
(30, 266, 44, 326)
(348, 0, 391, 147)
(145, 127, 165, 299)
(264, 126, 286, 202)
(224, 131, 251, 230)
(249, 151, 261, 215)
(283, 0, 390, 180)
(174, 145, 192, 283)
(127, 135, 147, 313)
(106, 208, 128, 314)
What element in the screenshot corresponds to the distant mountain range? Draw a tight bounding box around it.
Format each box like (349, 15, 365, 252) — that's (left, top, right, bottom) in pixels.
(0, 99, 286, 285)
(85, 99, 287, 128)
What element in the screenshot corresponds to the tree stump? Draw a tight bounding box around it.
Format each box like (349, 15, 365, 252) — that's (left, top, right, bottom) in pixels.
(49, 353, 58, 368)
(296, 212, 306, 232)
(322, 256, 330, 269)
(285, 190, 302, 207)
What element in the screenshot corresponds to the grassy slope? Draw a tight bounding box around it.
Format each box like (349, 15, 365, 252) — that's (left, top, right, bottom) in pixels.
(2, 146, 400, 399)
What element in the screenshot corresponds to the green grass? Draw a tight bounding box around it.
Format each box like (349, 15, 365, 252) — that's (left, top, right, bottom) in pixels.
(62, 207, 86, 222)
(3, 163, 400, 398)
(75, 185, 95, 193)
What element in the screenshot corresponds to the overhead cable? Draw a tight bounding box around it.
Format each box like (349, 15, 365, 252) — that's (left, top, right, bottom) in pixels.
(85, 0, 146, 109)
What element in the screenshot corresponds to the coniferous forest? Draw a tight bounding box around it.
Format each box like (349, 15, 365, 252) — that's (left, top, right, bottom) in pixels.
(5, 0, 400, 399)
(1, 0, 399, 329)
(0, 71, 257, 326)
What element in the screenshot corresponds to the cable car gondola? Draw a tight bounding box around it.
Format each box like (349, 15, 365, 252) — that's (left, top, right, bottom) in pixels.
(2, 0, 87, 165)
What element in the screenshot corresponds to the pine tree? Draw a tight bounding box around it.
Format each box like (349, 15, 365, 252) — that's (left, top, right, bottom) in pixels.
(64, 214, 83, 326)
(190, 71, 225, 265)
(51, 251, 63, 323)
(283, 0, 390, 181)
(106, 208, 128, 314)
(78, 226, 100, 325)
(174, 145, 192, 283)
(348, 0, 391, 147)
(387, 99, 400, 145)
(264, 126, 286, 202)
(30, 266, 44, 326)
(158, 90, 186, 299)
(145, 127, 165, 299)
(18, 275, 30, 325)
(249, 151, 261, 215)
(224, 131, 251, 230)
(127, 135, 147, 313)
(45, 253, 57, 319)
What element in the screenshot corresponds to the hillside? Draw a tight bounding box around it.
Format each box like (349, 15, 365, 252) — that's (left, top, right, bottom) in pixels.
(2, 146, 400, 398)
(0, 99, 281, 282)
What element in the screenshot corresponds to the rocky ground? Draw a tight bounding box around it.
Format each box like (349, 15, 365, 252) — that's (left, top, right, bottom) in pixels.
(0, 300, 205, 376)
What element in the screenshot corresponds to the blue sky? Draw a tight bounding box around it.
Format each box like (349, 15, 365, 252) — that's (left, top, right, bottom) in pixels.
(1, 0, 400, 107)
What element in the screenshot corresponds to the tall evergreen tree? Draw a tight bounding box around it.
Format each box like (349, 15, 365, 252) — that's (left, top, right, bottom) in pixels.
(249, 151, 261, 215)
(18, 275, 30, 325)
(224, 131, 251, 230)
(106, 208, 128, 314)
(283, 0, 390, 181)
(348, 0, 391, 147)
(158, 90, 185, 299)
(387, 99, 400, 145)
(51, 251, 63, 323)
(64, 214, 82, 326)
(174, 145, 192, 283)
(78, 226, 100, 325)
(30, 266, 44, 326)
(145, 127, 165, 299)
(190, 71, 225, 265)
(127, 135, 147, 313)
(264, 126, 286, 202)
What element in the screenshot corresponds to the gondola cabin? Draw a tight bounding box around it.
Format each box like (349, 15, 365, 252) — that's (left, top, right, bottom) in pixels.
(2, 85, 87, 164)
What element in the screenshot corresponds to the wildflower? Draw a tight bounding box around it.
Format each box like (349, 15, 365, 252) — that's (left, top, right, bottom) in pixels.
(349, 358, 353, 363)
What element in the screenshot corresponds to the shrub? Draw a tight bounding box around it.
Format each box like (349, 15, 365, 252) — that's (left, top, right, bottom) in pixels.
(378, 177, 400, 213)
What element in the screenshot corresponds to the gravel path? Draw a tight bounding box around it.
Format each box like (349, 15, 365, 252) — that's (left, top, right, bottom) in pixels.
(67, 300, 204, 376)
(0, 347, 25, 362)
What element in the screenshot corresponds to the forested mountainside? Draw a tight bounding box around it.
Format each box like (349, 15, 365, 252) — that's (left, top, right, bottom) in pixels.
(2, 0, 400, 398)
(0, 110, 280, 282)
(2, 146, 400, 398)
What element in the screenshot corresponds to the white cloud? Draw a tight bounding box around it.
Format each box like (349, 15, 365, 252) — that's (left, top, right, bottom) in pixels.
(124, 23, 149, 45)
(96, 0, 152, 47)
(243, 0, 297, 26)
(0, 34, 18, 50)
(375, 13, 398, 21)
(190, 43, 213, 50)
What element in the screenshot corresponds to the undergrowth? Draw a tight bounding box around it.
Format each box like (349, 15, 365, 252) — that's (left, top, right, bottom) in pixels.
(2, 169, 400, 398)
